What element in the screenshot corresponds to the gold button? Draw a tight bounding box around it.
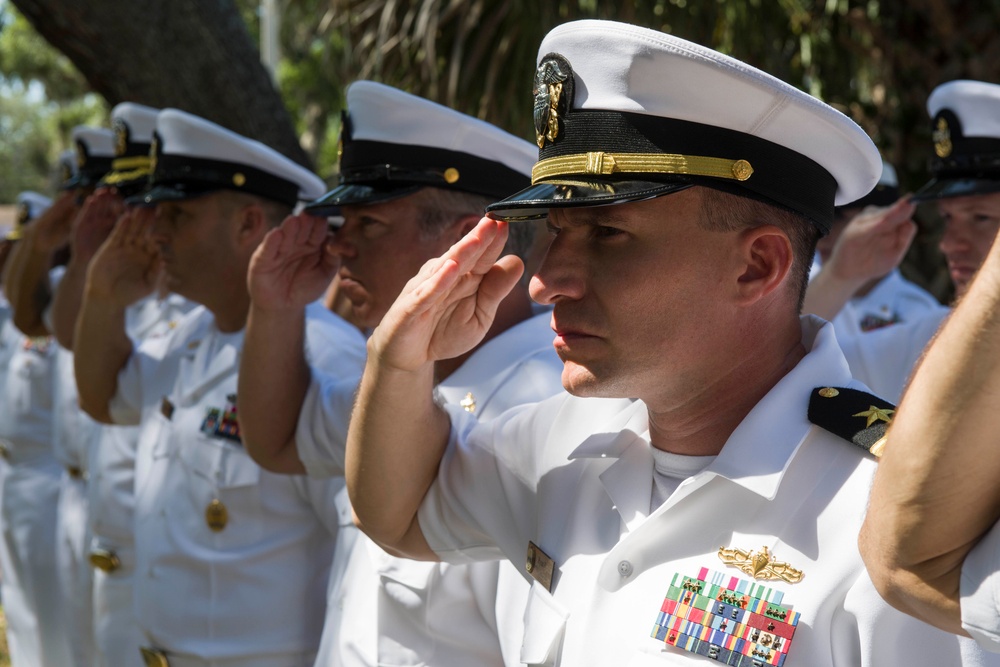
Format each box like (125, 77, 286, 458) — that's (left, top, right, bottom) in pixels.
(443, 167, 460, 184)
(89, 549, 121, 573)
(818, 387, 839, 398)
(731, 159, 754, 181)
(232, 172, 246, 187)
(206, 499, 228, 532)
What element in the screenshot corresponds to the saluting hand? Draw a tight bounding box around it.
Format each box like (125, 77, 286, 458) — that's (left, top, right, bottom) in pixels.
(247, 212, 340, 312)
(71, 189, 124, 266)
(84, 206, 162, 308)
(369, 217, 523, 373)
(827, 197, 918, 283)
(28, 190, 82, 253)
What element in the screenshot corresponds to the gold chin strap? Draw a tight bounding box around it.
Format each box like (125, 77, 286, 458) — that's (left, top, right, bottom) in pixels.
(531, 151, 753, 185)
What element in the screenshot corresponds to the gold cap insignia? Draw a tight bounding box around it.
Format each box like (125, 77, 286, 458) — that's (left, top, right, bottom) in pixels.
(113, 119, 129, 157)
(534, 54, 574, 149)
(934, 117, 953, 158)
(718, 545, 804, 583)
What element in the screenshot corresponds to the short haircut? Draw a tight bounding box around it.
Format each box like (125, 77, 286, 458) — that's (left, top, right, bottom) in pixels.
(699, 187, 819, 313)
(409, 187, 535, 264)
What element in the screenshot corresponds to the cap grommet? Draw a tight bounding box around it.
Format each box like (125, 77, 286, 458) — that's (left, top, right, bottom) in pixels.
(444, 167, 460, 184)
(233, 173, 247, 187)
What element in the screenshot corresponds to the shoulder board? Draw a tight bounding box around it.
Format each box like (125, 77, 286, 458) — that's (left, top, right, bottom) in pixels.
(807, 387, 895, 458)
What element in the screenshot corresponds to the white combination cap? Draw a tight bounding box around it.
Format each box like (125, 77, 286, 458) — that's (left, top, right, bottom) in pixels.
(8, 191, 53, 241)
(57, 149, 77, 189)
(100, 102, 160, 194)
(141, 108, 326, 207)
(837, 157, 900, 212)
(66, 126, 115, 188)
(307, 80, 536, 214)
(913, 80, 1000, 201)
(486, 20, 881, 233)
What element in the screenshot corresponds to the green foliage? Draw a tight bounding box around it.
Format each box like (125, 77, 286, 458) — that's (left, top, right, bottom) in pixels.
(0, 3, 107, 203)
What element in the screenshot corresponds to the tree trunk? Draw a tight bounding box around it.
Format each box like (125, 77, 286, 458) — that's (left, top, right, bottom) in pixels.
(10, 0, 312, 168)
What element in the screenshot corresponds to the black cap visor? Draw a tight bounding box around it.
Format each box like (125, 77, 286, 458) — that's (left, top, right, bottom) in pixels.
(304, 182, 422, 217)
(486, 178, 693, 221)
(137, 182, 223, 206)
(911, 176, 1000, 202)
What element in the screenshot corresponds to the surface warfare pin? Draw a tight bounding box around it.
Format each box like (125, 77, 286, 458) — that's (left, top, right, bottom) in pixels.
(651, 568, 799, 666)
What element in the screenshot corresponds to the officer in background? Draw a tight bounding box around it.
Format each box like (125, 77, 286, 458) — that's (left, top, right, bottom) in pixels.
(2, 125, 117, 667)
(344, 20, 999, 666)
(860, 80, 1000, 651)
(240, 80, 563, 666)
(0, 191, 73, 667)
(811, 159, 944, 340)
(74, 109, 365, 666)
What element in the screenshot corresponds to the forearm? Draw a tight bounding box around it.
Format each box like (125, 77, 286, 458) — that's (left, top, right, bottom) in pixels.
(346, 346, 450, 559)
(4, 235, 53, 336)
(50, 259, 89, 349)
(861, 238, 1000, 633)
(74, 295, 133, 424)
(801, 266, 863, 321)
(238, 303, 310, 474)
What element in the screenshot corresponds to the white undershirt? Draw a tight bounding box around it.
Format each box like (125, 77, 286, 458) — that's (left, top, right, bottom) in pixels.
(649, 441, 715, 512)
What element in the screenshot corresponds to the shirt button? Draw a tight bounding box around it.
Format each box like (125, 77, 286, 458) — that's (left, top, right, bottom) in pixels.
(618, 560, 633, 577)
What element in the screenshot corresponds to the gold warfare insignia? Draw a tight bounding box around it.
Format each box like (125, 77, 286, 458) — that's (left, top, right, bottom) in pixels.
(934, 116, 953, 158)
(718, 545, 804, 584)
(534, 53, 574, 149)
(113, 119, 129, 156)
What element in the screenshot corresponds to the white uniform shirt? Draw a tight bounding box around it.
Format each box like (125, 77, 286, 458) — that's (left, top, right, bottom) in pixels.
(416, 317, 996, 666)
(962, 519, 1000, 652)
(829, 269, 944, 340)
(312, 312, 565, 667)
(838, 308, 949, 402)
(0, 317, 57, 456)
(107, 303, 366, 659)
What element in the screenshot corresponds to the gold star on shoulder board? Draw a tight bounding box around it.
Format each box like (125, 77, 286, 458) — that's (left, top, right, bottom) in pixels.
(853, 405, 894, 428)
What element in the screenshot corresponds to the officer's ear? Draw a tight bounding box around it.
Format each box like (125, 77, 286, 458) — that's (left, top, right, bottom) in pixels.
(734, 224, 793, 305)
(233, 199, 268, 249)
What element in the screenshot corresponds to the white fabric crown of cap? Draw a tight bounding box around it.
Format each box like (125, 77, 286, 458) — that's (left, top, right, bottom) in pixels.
(838, 157, 899, 211)
(68, 126, 115, 187)
(102, 102, 160, 190)
(8, 191, 52, 240)
(308, 80, 536, 212)
(914, 80, 1000, 201)
(149, 108, 326, 205)
(488, 19, 881, 232)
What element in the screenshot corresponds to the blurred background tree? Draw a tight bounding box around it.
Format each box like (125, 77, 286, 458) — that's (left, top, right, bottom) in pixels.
(4, 0, 1000, 298)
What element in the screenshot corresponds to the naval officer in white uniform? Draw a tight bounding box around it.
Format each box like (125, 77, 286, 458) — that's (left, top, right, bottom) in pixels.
(345, 20, 999, 667)
(74, 109, 366, 667)
(240, 81, 564, 666)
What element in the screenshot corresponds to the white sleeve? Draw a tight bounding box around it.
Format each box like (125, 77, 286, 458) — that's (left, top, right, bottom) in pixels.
(294, 372, 358, 478)
(839, 569, 999, 665)
(106, 332, 174, 426)
(963, 520, 1000, 652)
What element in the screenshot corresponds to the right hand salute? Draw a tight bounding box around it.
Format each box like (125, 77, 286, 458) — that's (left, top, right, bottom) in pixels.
(28, 190, 82, 253)
(84, 206, 162, 308)
(369, 216, 523, 373)
(247, 213, 340, 312)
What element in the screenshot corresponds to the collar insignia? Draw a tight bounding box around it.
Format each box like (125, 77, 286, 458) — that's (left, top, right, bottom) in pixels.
(533, 53, 574, 149)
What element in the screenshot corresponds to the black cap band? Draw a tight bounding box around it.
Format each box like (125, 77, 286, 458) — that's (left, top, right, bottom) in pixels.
(151, 154, 300, 206)
(521, 109, 837, 232)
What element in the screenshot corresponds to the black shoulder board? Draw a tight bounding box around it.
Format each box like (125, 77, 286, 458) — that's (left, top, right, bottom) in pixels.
(807, 387, 895, 458)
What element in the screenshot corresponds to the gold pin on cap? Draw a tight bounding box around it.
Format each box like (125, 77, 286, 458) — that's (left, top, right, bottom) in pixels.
(443, 167, 460, 184)
(206, 498, 228, 532)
